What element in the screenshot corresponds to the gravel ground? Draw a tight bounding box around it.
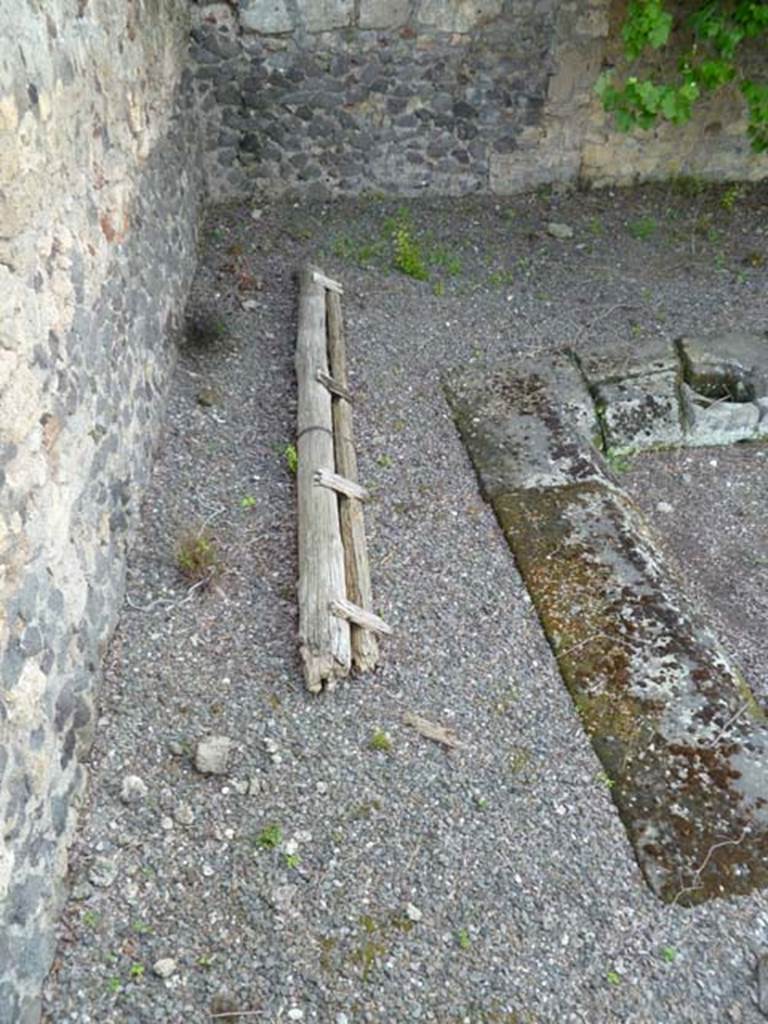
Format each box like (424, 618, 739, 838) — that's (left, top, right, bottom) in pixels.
(622, 445, 768, 709)
(43, 182, 768, 1024)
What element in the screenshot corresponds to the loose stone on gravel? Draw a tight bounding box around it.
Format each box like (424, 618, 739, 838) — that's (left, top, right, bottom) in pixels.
(120, 774, 148, 804)
(405, 902, 423, 922)
(194, 734, 232, 774)
(88, 856, 118, 888)
(152, 958, 177, 979)
(547, 221, 574, 239)
(174, 802, 195, 825)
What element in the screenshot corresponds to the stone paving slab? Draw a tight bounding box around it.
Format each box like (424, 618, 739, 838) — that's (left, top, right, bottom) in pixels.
(596, 371, 685, 455)
(445, 353, 605, 496)
(446, 330, 768, 905)
(495, 481, 768, 905)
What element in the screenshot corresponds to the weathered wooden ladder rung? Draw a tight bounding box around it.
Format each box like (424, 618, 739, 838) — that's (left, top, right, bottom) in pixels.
(314, 468, 368, 502)
(311, 269, 343, 294)
(330, 598, 392, 636)
(316, 369, 354, 403)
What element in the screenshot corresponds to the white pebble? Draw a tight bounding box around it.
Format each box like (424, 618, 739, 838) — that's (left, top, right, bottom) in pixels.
(194, 735, 232, 775)
(316, 781, 328, 795)
(405, 903, 423, 923)
(120, 775, 148, 804)
(152, 958, 177, 979)
(202, 863, 215, 877)
(160, 816, 174, 831)
(174, 803, 195, 826)
(287, 1009, 304, 1021)
(284, 839, 299, 856)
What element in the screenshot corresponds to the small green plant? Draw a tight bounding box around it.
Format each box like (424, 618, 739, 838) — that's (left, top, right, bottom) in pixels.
(508, 746, 531, 773)
(672, 174, 707, 198)
(106, 976, 122, 994)
(661, 945, 678, 963)
(131, 920, 153, 935)
(256, 824, 283, 849)
(605, 450, 631, 474)
(284, 443, 298, 475)
(628, 216, 657, 240)
(720, 183, 744, 211)
(176, 528, 219, 583)
(240, 494, 257, 509)
(129, 964, 145, 980)
(429, 244, 462, 276)
(433, 279, 446, 297)
(456, 928, 472, 951)
(377, 453, 393, 469)
(392, 220, 429, 280)
(197, 954, 214, 968)
(368, 730, 392, 753)
(474, 795, 489, 811)
(606, 970, 621, 985)
(285, 853, 301, 869)
(595, 770, 615, 789)
(488, 268, 515, 288)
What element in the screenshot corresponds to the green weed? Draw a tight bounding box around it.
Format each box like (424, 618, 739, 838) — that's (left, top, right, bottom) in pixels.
(284, 443, 298, 474)
(255, 824, 283, 849)
(392, 220, 429, 280)
(721, 184, 744, 211)
(628, 216, 657, 240)
(176, 528, 220, 583)
(368, 730, 392, 753)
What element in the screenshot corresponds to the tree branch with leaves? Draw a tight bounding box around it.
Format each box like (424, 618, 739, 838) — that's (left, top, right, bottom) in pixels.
(596, 0, 768, 152)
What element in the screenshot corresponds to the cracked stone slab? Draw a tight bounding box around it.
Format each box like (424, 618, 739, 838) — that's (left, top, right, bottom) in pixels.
(596, 371, 684, 455)
(494, 481, 768, 905)
(445, 353, 605, 496)
(575, 335, 679, 384)
(446, 333, 768, 905)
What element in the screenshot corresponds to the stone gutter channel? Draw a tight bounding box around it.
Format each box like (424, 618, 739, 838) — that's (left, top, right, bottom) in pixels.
(446, 330, 768, 905)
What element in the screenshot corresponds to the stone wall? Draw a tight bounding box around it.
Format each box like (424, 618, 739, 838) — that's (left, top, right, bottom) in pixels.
(0, 2, 199, 1020)
(189, 0, 767, 200)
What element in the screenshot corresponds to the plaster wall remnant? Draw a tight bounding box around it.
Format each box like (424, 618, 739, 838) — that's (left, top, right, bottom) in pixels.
(0, 2, 200, 1019)
(447, 332, 768, 905)
(189, 0, 767, 200)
